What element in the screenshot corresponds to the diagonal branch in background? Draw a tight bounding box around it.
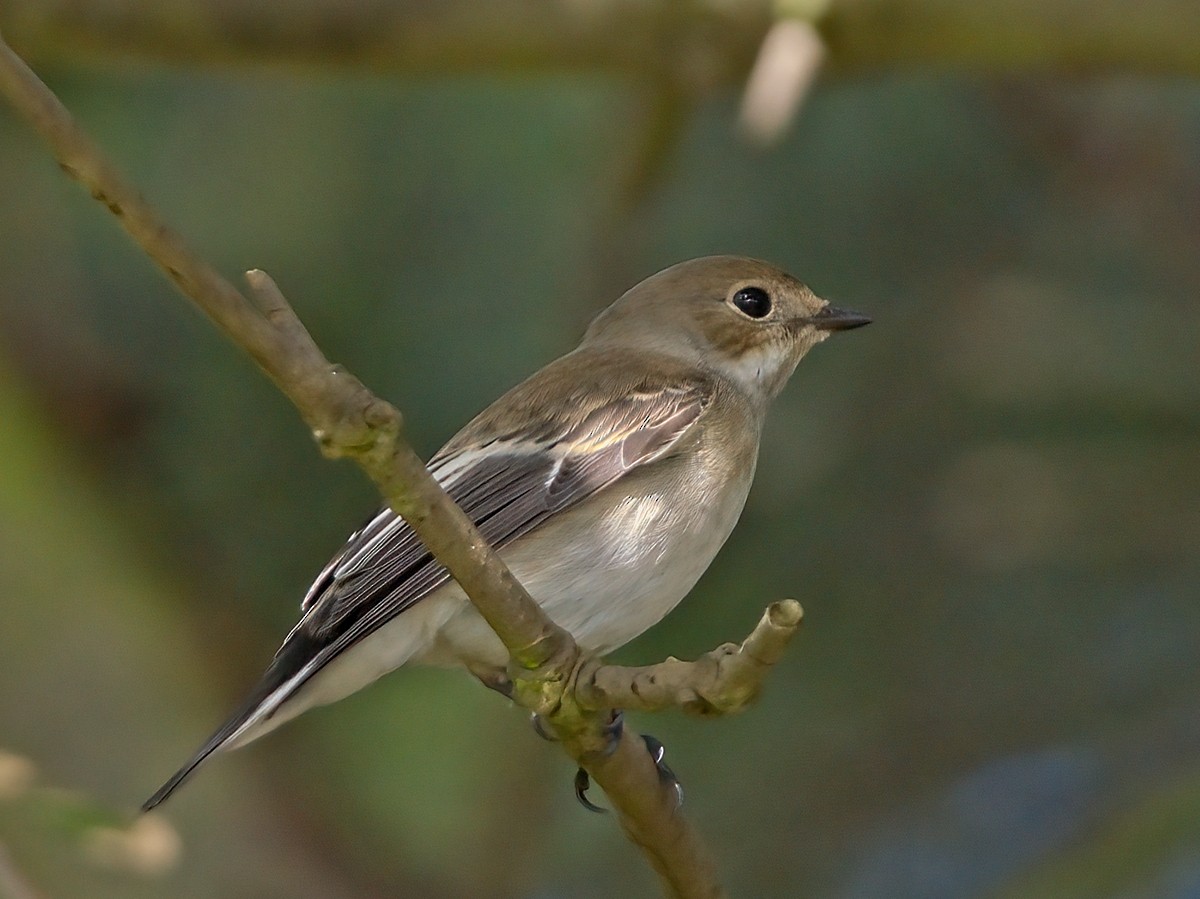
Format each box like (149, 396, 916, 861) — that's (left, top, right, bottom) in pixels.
(0, 28, 801, 899)
(5, 0, 1200, 81)
(0, 0, 772, 86)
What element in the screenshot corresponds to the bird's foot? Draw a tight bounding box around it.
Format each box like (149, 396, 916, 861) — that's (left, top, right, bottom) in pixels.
(574, 714, 683, 813)
(531, 706, 623, 744)
(472, 667, 513, 699)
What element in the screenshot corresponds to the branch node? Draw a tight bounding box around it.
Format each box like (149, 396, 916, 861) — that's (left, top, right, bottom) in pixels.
(364, 398, 398, 430)
(312, 428, 339, 457)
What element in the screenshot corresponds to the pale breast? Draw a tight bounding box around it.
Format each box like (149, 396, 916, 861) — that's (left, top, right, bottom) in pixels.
(426, 439, 757, 668)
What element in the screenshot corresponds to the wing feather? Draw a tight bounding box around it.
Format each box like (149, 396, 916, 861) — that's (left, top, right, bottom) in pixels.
(143, 375, 712, 810)
(295, 382, 708, 676)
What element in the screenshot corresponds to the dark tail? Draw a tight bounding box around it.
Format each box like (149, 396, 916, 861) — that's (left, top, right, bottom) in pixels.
(142, 741, 222, 811)
(142, 681, 275, 811)
(142, 634, 321, 811)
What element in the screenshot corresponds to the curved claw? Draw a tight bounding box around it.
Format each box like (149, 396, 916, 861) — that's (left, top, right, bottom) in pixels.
(571, 711, 624, 813)
(601, 709, 625, 745)
(572, 731, 684, 814)
(643, 733, 666, 766)
(574, 767, 606, 813)
(530, 713, 558, 743)
(642, 734, 684, 808)
(572, 711, 624, 812)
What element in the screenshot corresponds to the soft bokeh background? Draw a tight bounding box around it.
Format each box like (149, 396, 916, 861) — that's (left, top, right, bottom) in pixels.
(1, 4, 1199, 897)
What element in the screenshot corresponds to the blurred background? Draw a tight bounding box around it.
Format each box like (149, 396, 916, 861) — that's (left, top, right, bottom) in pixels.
(1, 2, 1198, 896)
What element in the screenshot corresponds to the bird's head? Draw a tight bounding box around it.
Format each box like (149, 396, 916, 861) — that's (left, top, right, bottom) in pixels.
(584, 255, 870, 401)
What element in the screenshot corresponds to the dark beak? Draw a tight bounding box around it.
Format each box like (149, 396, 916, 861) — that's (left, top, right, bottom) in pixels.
(807, 304, 872, 332)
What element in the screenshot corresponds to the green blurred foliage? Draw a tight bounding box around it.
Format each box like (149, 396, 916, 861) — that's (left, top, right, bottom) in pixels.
(0, 53, 1198, 899)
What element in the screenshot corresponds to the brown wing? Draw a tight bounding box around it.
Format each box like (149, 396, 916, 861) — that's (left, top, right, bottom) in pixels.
(299, 381, 710, 647)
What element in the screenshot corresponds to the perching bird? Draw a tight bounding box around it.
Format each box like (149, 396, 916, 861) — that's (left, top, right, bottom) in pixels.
(143, 255, 869, 810)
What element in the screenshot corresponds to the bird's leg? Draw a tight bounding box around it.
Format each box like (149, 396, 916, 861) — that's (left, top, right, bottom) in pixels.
(469, 663, 562, 742)
(573, 713, 683, 813)
(572, 709, 624, 812)
(476, 661, 683, 813)
(469, 664, 513, 699)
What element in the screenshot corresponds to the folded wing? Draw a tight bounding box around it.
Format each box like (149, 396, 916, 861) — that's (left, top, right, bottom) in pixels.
(143, 378, 709, 809)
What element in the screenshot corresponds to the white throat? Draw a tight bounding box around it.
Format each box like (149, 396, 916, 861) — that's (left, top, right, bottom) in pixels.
(715, 343, 802, 401)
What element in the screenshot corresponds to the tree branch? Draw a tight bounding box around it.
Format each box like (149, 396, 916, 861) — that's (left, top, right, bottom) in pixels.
(0, 0, 769, 87)
(578, 600, 804, 716)
(3, 0, 1199, 79)
(0, 27, 568, 674)
(0, 28, 805, 899)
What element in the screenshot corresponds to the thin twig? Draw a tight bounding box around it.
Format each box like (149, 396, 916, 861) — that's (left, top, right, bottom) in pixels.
(0, 27, 564, 673)
(579, 601, 804, 715)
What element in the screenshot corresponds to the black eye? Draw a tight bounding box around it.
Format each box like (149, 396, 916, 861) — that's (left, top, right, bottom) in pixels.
(732, 286, 772, 319)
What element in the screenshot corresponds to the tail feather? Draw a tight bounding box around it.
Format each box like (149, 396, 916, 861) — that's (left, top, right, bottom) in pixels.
(142, 634, 320, 811)
(142, 682, 282, 811)
(141, 741, 222, 812)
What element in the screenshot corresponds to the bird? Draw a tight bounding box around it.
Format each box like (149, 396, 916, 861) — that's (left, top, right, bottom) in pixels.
(143, 255, 869, 810)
